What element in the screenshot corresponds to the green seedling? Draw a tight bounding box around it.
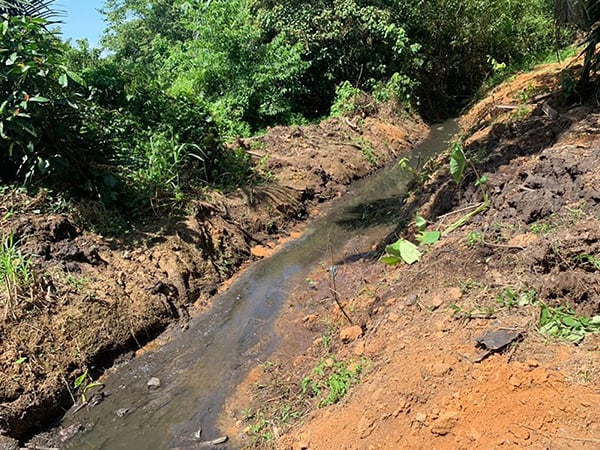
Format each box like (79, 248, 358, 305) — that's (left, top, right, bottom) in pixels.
(467, 231, 483, 247)
(496, 288, 536, 308)
(530, 222, 555, 234)
(73, 371, 104, 404)
(301, 358, 364, 407)
(380, 238, 421, 265)
(441, 140, 489, 236)
(573, 253, 600, 271)
(539, 304, 600, 343)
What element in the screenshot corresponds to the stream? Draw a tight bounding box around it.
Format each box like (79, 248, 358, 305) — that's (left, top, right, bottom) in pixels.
(58, 119, 459, 449)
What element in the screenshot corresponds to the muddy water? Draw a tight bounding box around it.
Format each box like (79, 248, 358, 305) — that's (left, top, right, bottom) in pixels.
(61, 120, 458, 449)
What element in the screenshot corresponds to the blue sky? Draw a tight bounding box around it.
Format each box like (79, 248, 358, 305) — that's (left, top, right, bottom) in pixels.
(56, 0, 107, 46)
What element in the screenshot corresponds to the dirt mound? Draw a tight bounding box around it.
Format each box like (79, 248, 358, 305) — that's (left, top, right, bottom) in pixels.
(0, 112, 426, 439)
(224, 61, 600, 449)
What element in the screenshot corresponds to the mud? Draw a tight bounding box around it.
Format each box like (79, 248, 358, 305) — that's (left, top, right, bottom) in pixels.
(0, 111, 426, 440)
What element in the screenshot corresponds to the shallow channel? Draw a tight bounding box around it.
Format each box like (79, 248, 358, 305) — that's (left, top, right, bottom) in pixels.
(60, 119, 459, 449)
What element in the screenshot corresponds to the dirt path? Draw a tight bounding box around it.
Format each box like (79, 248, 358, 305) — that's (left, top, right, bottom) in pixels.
(222, 61, 600, 449)
(0, 109, 426, 441)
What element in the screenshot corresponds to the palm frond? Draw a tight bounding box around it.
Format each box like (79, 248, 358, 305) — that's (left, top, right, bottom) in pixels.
(0, 0, 58, 20)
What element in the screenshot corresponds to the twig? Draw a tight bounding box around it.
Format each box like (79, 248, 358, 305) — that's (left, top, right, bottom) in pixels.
(481, 233, 525, 250)
(442, 200, 489, 236)
(327, 234, 353, 324)
(437, 202, 485, 220)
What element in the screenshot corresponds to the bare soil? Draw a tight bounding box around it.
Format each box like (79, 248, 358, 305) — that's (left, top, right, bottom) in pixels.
(0, 109, 426, 440)
(221, 60, 600, 449)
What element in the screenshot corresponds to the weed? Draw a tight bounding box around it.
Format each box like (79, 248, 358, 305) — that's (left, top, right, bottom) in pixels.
(0, 233, 32, 319)
(354, 137, 377, 166)
(496, 288, 536, 308)
(450, 303, 495, 321)
(62, 273, 89, 292)
(529, 221, 555, 234)
(301, 357, 364, 407)
(73, 370, 104, 404)
(510, 105, 533, 121)
(0, 233, 32, 288)
(442, 140, 489, 236)
(539, 303, 600, 343)
(467, 231, 483, 247)
(573, 253, 600, 271)
(565, 204, 585, 223)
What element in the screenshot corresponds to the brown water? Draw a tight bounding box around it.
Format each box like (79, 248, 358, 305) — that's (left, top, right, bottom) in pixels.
(60, 120, 459, 449)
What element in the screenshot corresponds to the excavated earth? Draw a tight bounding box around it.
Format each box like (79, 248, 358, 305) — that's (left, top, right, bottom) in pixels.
(0, 106, 426, 443)
(220, 60, 600, 449)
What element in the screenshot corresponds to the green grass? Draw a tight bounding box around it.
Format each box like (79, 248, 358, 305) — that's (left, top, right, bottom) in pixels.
(0, 233, 32, 289)
(301, 357, 364, 407)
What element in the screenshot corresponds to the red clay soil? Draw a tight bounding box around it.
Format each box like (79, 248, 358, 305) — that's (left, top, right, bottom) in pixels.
(221, 60, 600, 449)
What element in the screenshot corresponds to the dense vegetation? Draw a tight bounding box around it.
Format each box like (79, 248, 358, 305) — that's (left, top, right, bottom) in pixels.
(0, 0, 595, 214)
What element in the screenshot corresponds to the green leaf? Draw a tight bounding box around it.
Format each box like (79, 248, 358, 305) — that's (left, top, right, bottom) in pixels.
(450, 141, 466, 184)
(386, 239, 422, 265)
(66, 69, 86, 87)
(73, 371, 88, 389)
(416, 230, 441, 245)
(562, 316, 581, 329)
(379, 255, 403, 265)
(58, 73, 68, 87)
(15, 357, 27, 365)
(415, 213, 427, 231)
(5, 52, 17, 65)
(28, 96, 49, 103)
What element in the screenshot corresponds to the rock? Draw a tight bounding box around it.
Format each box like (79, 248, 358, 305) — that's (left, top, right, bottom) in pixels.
(430, 295, 445, 310)
(302, 314, 319, 323)
(147, 377, 161, 390)
(414, 412, 427, 424)
(340, 325, 363, 343)
(431, 411, 459, 436)
(58, 423, 85, 442)
(115, 408, 130, 418)
(388, 313, 400, 323)
(447, 287, 463, 301)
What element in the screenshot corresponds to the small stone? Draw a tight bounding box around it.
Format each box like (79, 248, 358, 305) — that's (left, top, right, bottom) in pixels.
(430, 295, 444, 310)
(431, 411, 459, 436)
(388, 313, 400, 323)
(340, 325, 363, 343)
(446, 287, 463, 301)
(414, 412, 427, 424)
(147, 377, 161, 390)
(193, 427, 202, 440)
(406, 294, 418, 306)
(302, 314, 319, 323)
(385, 298, 397, 306)
(526, 359, 540, 368)
(115, 408, 130, 418)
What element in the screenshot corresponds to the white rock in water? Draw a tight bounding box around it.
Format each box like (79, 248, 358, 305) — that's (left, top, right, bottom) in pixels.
(147, 377, 161, 389)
